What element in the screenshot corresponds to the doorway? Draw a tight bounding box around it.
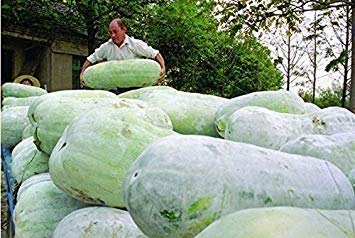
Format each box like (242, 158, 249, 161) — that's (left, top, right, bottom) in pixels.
(1, 49, 14, 84)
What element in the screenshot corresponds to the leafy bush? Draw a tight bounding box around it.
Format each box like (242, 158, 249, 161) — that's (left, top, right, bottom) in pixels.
(300, 83, 348, 108)
(134, 0, 283, 98)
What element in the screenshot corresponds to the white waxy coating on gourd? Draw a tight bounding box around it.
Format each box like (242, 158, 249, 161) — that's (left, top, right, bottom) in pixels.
(195, 207, 355, 238)
(16, 173, 51, 202)
(225, 106, 355, 150)
(118, 85, 176, 98)
(123, 135, 355, 238)
(14, 177, 87, 238)
(304, 102, 321, 113)
(280, 132, 355, 176)
(214, 90, 307, 137)
(83, 59, 161, 89)
(119, 86, 228, 137)
(2, 96, 39, 110)
(22, 124, 36, 140)
(53, 207, 147, 238)
(308, 107, 355, 134)
(27, 89, 117, 125)
(2, 82, 47, 98)
(11, 136, 49, 184)
(1, 106, 30, 147)
(49, 107, 176, 207)
(348, 169, 355, 190)
(12, 136, 34, 159)
(32, 97, 172, 155)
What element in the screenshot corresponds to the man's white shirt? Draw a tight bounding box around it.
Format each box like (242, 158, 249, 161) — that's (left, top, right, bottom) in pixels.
(87, 34, 159, 63)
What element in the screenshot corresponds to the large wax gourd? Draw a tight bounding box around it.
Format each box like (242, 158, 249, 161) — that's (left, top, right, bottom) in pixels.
(123, 135, 355, 238)
(83, 59, 161, 89)
(225, 106, 355, 150)
(214, 90, 307, 137)
(195, 207, 355, 238)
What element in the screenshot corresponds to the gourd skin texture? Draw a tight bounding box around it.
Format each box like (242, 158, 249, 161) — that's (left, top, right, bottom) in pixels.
(1, 106, 30, 147)
(123, 135, 355, 238)
(83, 59, 161, 89)
(280, 132, 355, 176)
(53, 207, 147, 238)
(304, 102, 321, 113)
(11, 136, 49, 183)
(214, 90, 306, 137)
(22, 124, 36, 140)
(49, 107, 175, 207)
(225, 106, 355, 150)
(119, 86, 228, 137)
(2, 96, 39, 109)
(32, 97, 171, 155)
(16, 173, 52, 201)
(347, 169, 355, 190)
(27, 89, 117, 125)
(195, 207, 355, 238)
(14, 177, 87, 238)
(118, 86, 176, 98)
(2, 82, 47, 98)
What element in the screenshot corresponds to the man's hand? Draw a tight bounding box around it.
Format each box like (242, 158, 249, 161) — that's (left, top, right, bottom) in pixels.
(79, 60, 92, 88)
(154, 53, 166, 84)
(156, 67, 166, 84)
(79, 73, 86, 88)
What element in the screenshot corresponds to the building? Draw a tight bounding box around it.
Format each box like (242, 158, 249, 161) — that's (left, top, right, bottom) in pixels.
(2, 24, 89, 91)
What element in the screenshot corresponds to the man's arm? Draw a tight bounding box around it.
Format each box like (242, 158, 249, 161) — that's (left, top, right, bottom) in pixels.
(79, 60, 92, 88)
(155, 53, 166, 84)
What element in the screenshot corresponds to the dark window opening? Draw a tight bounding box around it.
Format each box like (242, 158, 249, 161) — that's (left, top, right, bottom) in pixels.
(72, 55, 86, 89)
(2, 49, 14, 85)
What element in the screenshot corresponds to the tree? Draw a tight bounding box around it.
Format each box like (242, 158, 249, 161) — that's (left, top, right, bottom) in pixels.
(217, 0, 355, 112)
(302, 11, 328, 103)
(137, 0, 283, 98)
(65, 0, 169, 54)
(261, 23, 306, 91)
(2, 0, 283, 97)
(2, 0, 84, 37)
(323, 5, 351, 107)
(300, 82, 347, 108)
(2, 0, 168, 54)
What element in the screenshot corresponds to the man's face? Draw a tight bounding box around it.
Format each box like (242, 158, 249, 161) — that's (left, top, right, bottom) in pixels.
(109, 21, 126, 47)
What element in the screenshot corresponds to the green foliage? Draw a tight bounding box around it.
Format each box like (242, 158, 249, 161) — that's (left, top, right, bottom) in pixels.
(2, 0, 85, 34)
(300, 83, 348, 108)
(135, 0, 283, 98)
(217, 0, 352, 34)
(1, 0, 167, 48)
(216, 0, 354, 110)
(325, 50, 349, 72)
(70, 0, 168, 39)
(3, 0, 283, 98)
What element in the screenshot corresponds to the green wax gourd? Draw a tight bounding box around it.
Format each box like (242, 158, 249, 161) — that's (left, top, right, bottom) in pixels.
(123, 135, 355, 238)
(83, 59, 161, 89)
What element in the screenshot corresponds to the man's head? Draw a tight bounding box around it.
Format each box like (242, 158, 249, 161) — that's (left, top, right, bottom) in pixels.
(109, 18, 127, 47)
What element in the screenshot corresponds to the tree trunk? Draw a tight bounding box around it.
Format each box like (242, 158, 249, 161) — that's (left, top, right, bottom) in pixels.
(87, 19, 97, 55)
(350, 6, 355, 113)
(342, 5, 350, 108)
(312, 12, 317, 103)
(286, 31, 291, 91)
(75, 0, 99, 56)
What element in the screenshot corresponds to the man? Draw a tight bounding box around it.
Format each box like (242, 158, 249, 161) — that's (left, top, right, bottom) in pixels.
(79, 18, 166, 89)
